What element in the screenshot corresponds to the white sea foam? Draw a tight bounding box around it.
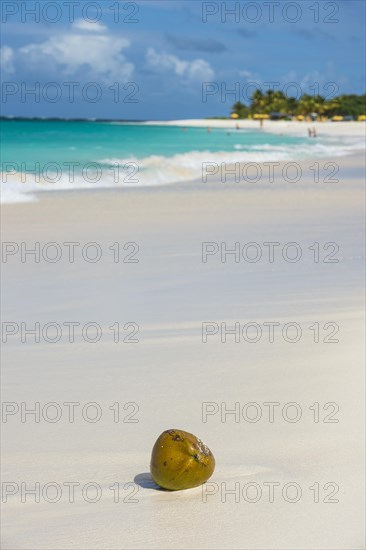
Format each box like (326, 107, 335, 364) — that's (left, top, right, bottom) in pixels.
(1, 183, 38, 204)
(1, 137, 364, 203)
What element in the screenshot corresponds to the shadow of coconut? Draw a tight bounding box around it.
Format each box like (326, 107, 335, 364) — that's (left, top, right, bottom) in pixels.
(134, 472, 168, 491)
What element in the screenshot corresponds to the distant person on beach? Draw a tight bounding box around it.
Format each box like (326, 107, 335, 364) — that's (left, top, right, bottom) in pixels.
(236, 123, 240, 130)
(260, 119, 264, 128)
(308, 128, 312, 137)
(313, 127, 317, 137)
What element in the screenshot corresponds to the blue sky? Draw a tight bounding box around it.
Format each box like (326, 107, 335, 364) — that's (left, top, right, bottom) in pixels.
(1, 0, 365, 119)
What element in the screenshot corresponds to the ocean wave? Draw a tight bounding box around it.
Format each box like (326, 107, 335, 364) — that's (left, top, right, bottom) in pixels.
(235, 138, 366, 155)
(1, 138, 364, 204)
(1, 184, 38, 204)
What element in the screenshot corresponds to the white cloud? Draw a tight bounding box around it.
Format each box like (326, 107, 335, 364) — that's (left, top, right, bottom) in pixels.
(146, 48, 214, 82)
(71, 19, 107, 32)
(19, 28, 133, 83)
(0, 46, 15, 73)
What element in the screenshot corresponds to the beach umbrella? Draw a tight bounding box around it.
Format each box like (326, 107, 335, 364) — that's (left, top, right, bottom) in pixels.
(230, 113, 240, 119)
(358, 115, 366, 121)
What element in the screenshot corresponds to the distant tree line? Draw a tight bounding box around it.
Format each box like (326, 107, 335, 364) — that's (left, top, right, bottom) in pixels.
(232, 90, 366, 119)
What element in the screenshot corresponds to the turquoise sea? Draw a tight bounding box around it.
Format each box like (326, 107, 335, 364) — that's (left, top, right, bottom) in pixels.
(1, 119, 363, 203)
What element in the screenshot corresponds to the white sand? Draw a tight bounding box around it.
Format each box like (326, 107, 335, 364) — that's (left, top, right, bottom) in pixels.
(143, 118, 366, 138)
(1, 152, 365, 549)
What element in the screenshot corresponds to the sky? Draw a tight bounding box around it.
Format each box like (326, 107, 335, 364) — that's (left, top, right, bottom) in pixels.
(1, 0, 365, 119)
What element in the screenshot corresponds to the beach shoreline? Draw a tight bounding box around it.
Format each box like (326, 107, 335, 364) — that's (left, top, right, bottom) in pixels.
(142, 118, 366, 138)
(1, 152, 365, 206)
(1, 118, 365, 205)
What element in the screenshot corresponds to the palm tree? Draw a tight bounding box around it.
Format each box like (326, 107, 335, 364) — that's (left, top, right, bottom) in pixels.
(232, 91, 365, 121)
(271, 91, 288, 113)
(232, 101, 249, 118)
(297, 94, 316, 116)
(250, 89, 265, 114)
(313, 95, 326, 118)
(323, 97, 341, 117)
(285, 96, 299, 116)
